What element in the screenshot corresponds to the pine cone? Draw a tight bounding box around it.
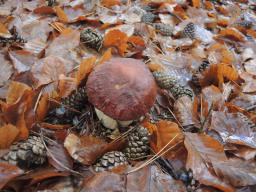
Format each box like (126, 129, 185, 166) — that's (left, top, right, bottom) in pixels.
(153, 71, 177, 89)
(237, 113, 256, 132)
(92, 122, 120, 140)
(236, 20, 253, 29)
(47, 0, 57, 6)
(124, 126, 150, 160)
(141, 12, 156, 24)
(93, 151, 128, 172)
(0, 27, 26, 47)
(153, 23, 173, 36)
(191, 60, 210, 87)
(183, 22, 196, 39)
(80, 28, 103, 52)
(45, 87, 87, 125)
(170, 84, 194, 100)
(1, 136, 47, 168)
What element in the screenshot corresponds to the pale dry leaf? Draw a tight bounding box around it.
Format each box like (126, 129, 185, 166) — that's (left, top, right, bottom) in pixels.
(0, 53, 13, 87)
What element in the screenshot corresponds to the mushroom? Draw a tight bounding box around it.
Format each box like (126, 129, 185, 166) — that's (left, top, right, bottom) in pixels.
(86, 58, 157, 129)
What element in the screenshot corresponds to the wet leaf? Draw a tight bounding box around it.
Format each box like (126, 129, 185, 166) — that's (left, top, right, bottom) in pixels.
(184, 133, 234, 192)
(211, 111, 256, 148)
(0, 162, 23, 189)
(151, 120, 184, 158)
(64, 134, 107, 165)
(0, 124, 19, 149)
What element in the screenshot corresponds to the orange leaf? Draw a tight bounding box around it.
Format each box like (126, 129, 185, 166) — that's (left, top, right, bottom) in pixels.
(219, 28, 245, 42)
(98, 48, 112, 65)
(101, 0, 121, 8)
(0, 124, 19, 149)
(192, 0, 201, 8)
(6, 81, 31, 105)
(55, 6, 69, 23)
(0, 162, 23, 189)
(218, 63, 239, 82)
(76, 56, 96, 86)
(0, 22, 11, 38)
(36, 93, 49, 121)
(127, 36, 145, 47)
(33, 6, 55, 15)
(151, 120, 184, 158)
(103, 29, 128, 56)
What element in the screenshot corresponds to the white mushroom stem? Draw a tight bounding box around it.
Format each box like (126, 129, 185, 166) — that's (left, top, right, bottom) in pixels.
(95, 108, 133, 129)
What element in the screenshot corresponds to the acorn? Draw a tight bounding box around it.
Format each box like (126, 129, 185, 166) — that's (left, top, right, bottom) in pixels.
(93, 151, 128, 172)
(1, 135, 47, 168)
(153, 23, 173, 36)
(141, 12, 156, 24)
(191, 60, 210, 87)
(183, 22, 196, 39)
(153, 71, 177, 89)
(80, 28, 103, 52)
(124, 126, 150, 160)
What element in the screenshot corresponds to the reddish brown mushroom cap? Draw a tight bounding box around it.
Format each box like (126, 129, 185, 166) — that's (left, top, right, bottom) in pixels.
(86, 58, 157, 121)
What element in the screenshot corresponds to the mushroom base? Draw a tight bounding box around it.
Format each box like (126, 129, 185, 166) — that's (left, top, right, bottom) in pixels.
(95, 108, 133, 130)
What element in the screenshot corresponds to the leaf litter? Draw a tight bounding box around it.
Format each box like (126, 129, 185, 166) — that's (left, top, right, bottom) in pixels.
(0, 0, 256, 191)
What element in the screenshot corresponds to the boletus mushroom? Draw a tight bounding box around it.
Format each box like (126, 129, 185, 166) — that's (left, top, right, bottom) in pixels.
(86, 58, 157, 129)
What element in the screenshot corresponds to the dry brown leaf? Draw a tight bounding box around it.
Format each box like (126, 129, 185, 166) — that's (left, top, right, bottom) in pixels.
(101, 0, 121, 8)
(218, 28, 245, 42)
(192, 0, 201, 8)
(0, 53, 13, 87)
(32, 56, 67, 88)
(0, 162, 23, 189)
(184, 133, 235, 192)
(76, 57, 96, 86)
(55, 6, 69, 23)
(33, 6, 55, 14)
(211, 111, 256, 148)
(97, 48, 112, 65)
(6, 81, 31, 105)
(0, 124, 19, 149)
(58, 74, 77, 98)
(103, 29, 128, 56)
(0, 22, 11, 38)
(151, 120, 184, 158)
(36, 93, 49, 121)
(64, 134, 107, 165)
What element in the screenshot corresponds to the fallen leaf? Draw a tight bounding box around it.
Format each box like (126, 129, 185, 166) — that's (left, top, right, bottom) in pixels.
(36, 93, 49, 121)
(33, 6, 55, 14)
(82, 171, 125, 192)
(211, 111, 256, 148)
(0, 53, 13, 87)
(0, 162, 23, 189)
(64, 134, 107, 165)
(218, 28, 245, 42)
(6, 81, 31, 105)
(76, 57, 96, 86)
(240, 72, 256, 93)
(101, 0, 121, 8)
(97, 48, 112, 65)
(184, 133, 234, 192)
(0, 124, 19, 149)
(151, 120, 184, 158)
(192, 0, 201, 8)
(31, 56, 67, 88)
(55, 6, 69, 23)
(103, 29, 128, 56)
(57, 74, 77, 98)
(212, 158, 256, 187)
(47, 140, 74, 172)
(0, 22, 11, 38)
(127, 165, 186, 192)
